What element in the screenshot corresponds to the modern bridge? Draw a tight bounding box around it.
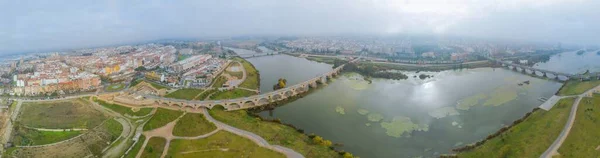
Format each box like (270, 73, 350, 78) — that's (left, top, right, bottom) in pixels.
(486, 56, 599, 80)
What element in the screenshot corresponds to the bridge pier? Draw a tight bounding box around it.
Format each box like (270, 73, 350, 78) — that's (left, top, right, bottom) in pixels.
(521, 68, 526, 74)
(543, 72, 547, 78)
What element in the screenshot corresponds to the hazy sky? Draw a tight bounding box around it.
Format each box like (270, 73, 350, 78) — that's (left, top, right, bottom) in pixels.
(1, 0, 599, 53)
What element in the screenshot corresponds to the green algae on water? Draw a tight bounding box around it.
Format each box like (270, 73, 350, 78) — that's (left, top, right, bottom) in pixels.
(335, 106, 345, 115)
(367, 113, 384, 122)
(357, 109, 370, 115)
(428, 106, 460, 119)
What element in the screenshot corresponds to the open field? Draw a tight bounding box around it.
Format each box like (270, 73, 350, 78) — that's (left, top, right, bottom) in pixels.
(94, 98, 153, 117)
(208, 89, 256, 100)
(143, 108, 183, 131)
(558, 94, 600, 157)
(557, 80, 600, 96)
(211, 76, 228, 88)
(209, 106, 340, 158)
(140, 137, 166, 158)
(18, 99, 107, 129)
(5, 118, 123, 157)
(11, 126, 82, 146)
(124, 135, 146, 158)
(173, 113, 217, 137)
(106, 83, 126, 91)
(165, 88, 205, 100)
(457, 98, 576, 157)
(194, 89, 218, 100)
(235, 57, 259, 89)
(166, 130, 285, 158)
(226, 62, 244, 79)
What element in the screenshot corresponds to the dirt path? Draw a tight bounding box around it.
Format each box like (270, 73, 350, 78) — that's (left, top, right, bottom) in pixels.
(2, 100, 22, 145)
(541, 84, 600, 158)
(136, 113, 185, 158)
(200, 108, 304, 158)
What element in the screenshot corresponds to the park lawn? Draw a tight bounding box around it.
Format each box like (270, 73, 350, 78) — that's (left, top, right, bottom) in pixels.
(193, 89, 218, 100)
(11, 127, 82, 146)
(165, 88, 205, 100)
(209, 88, 256, 100)
(143, 108, 183, 131)
(211, 76, 228, 88)
(124, 135, 146, 158)
(18, 99, 107, 129)
(130, 79, 142, 87)
(140, 137, 166, 158)
(166, 131, 285, 158)
(558, 94, 600, 157)
(209, 107, 341, 158)
(148, 81, 168, 90)
(106, 83, 126, 91)
(557, 80, 600, 96)
(235, 57, 259, 89)
(173, 113, 217, 137)
(103, 118, 124, 140)
(457, 97, 576, 157)
(94, 98, 153, 117)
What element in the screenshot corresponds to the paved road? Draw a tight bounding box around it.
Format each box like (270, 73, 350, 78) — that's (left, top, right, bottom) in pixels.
(201, 108, 304, 158)
(541, 85, 600, 158)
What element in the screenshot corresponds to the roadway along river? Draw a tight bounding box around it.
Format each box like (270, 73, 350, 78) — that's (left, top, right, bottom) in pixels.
(247, 53, 562, 158)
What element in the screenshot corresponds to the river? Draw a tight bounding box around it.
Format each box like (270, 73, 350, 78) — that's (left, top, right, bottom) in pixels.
(245, 54, 562, 157)
(533, 49, 600, 74)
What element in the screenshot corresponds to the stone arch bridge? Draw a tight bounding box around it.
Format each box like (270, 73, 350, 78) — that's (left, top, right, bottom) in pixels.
(144, 65, 345, 111)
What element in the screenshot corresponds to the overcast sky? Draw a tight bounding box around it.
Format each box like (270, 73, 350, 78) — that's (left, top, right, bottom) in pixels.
(1, 0, 599, 54)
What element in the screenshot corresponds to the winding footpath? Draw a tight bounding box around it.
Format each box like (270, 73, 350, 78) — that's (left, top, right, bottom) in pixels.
(541, 84, 600, 158)
(200, 108, 304, 158)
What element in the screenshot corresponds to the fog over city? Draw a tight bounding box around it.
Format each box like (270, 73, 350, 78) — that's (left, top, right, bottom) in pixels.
(1, 0, 599, 53)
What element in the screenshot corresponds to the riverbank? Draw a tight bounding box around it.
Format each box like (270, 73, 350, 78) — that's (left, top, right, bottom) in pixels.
(455, 97, 575, 157)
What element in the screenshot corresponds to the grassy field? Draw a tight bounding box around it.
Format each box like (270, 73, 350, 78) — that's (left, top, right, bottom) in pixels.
(457, 98, 576, 157)
(140, 137, 166, 158)
(305, 56, 337, 64)
(227, 62, 244, 79)
(166, 131, 285, 158)
(11, 126, 82, 146)
(208, 89, 256, 100)
(165, 88, 205, 100)
(103, 118, 124, 141)
(18, 99, 107, 129)
(235, 57, 259, 89)
(194, 89, 218, 100)
(6, 116, 123, 157)
(211, 76, 228, 88)
(557, 80, 600, 96)
(143, 108, 183, 131)
(209, 107, 340, 158)
(124, 135, 146, 158)
(173, 113, 217, 137)
(106, 83, 126, 91)
(94, 98, 153, 117)
(558, 94, 600, 157)
(148, 81, 168, 90)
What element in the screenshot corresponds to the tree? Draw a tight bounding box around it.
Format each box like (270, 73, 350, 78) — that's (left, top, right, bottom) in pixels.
(343, 153, 354, 158)
(312, 136, 323, 144)
(322, 140, 332, 146)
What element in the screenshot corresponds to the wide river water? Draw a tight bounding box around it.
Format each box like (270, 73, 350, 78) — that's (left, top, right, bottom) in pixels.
(237, 48, 600, 157)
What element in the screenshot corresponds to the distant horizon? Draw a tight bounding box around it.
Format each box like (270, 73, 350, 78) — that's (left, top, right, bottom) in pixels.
(1, 33, 592, 56)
